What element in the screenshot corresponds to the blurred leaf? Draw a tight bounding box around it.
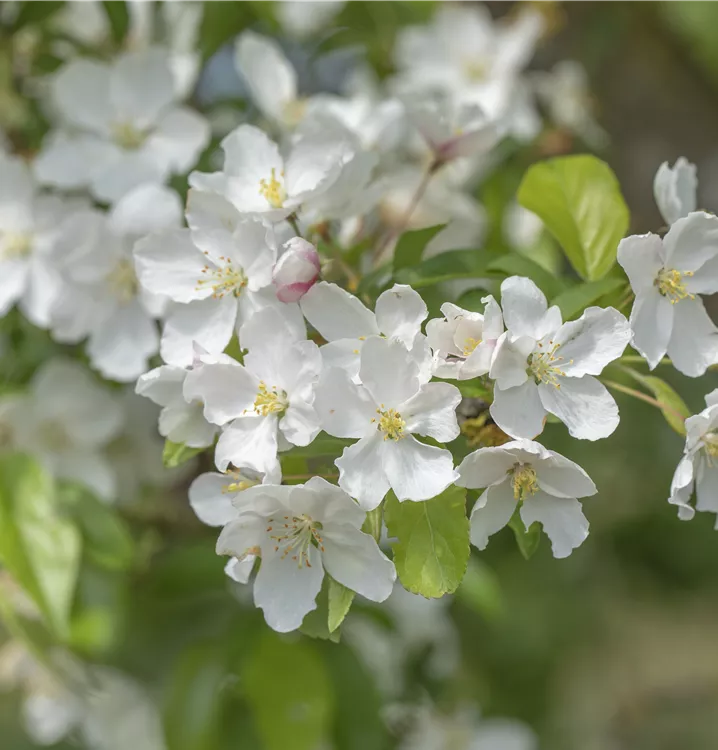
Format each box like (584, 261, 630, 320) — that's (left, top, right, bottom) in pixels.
(102, 1, 129, 42)
(12, 1, 63, 29)
(487, 253, 564, 299)
(244, 631, 332, 750)
(300, 580, 340, 643)
(328, 578, 354, 633)
(163, 439, 204, 468)
(393, 224, 445, 272)
(517, 155, 629, 281)
(456, 379, 492, 401)
(166, 641, 228, 750)
(622, 369, 690, 436)
(551, 278, 626, 320)
(356, 262, 393, 297)
(59, 484, 134, 572)
(509, 513, 541, 560)
(456, 557, 504, 620)
(0, 454, 81, 639)
(394, 249, 497, 289)
(384, 486, 469, 598)
(200, 1, 255, 59)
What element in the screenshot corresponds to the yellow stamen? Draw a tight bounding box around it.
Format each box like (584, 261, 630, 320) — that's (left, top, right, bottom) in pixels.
(258, 168, 286, 209)
(655, 267, 695, 304)
(252, 382, 288, 417)
(267, 513, 324, 567)
(196, 256, 248, 299)
(111, 121, 148, 150)
(222, 469, 261, 494)
(703, 432, 718, 465)
(1, 232, 32, 260)
(376, 407, 405, 441)
(462, 337, 482, 357)
(528, 340, 568, 388)
(510, 463, 539, 501)
(107, 258, 138, 303)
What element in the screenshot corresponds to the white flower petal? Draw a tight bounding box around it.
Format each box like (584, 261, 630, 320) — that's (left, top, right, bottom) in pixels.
(489, 332, 532, 390)
(535, 451, 597, 499)
(214, 416, 279, 474)
(110, 48, 175, 125)
(669, 455, 695, 521)
(469, 483, 517, 551)
(654, 157, 696, 226)
(314, 367, 376, 439)
(302, 476, 366, 528)
(159, 402, 216, 448)
(374, 284, 427, 347)
(0, 261, 28, 317)
(147, 106, 210, 173)
(666, 297, 718, 377)
(617, 233, 665, 295)
(359, 336, 420, 409)
(383, 436, 458, 502)
(34, 134, 120, 191)
(663, 211, 718, 273)
(322, 525, 396, 602)
(300, 281, 378, 342)
(490, 379, 546, 440)
(91, 150, 166, 203)
(280, 401, 320, 447)
(519, 491, 589, 558)
(628, 288, 673, 370)
(400, 382, 461, 442)
(183, 360, 256, 425)
(457, 445, 527, 489)
(189, 472, 239, 526)
(500, 275, 561, 339)
(695, 457, 718, 524)
(52, 58, 113, 132)
(135, 365, 184, 407)
(336, 434, 390, 511)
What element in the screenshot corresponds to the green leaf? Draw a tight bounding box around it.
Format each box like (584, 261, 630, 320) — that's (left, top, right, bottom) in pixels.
(244, 631, 332, 750)
(622, 369, 690, 436)
(509, 513, 541, 560)
(12, 1, 63, 29)
(393, 225, 445, 272)
(361, 505, 383, 544)
(487, 254, 565, 299)
(328, 578, 355, 633)
(394, 249, 497, 289)
(0, 454, 81, 638)
(517, 155, 629, 281)
(551, 278, 627, 321)
(163, 439, 205, 468)
(456, 557, 504, 620)
(102, 1, 129, 42)
(300, 580, 340, 642)
(280, 433, 351, 459)
(384, 486, 469, 598)
(59, 484, 134, 572)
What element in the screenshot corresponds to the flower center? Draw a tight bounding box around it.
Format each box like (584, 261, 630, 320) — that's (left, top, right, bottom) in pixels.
(258, 168, 287, 209)
(462, 337, 482, 357)
(222, 469, 261, 494)
(528, 341, 567, 388)
(266, 514, 324, 567)
(702, 432, 718, 465)
(251, 382, 288, 417)
(510, 462, 539, 501)
(373, 407, 405, 441)
(463, 58, 488, 81)
(282, 98, 308, 127)
(107, 259, 138, 303)
(1, 232, 32, 260)
(111, 121, 148, 150)
(655, 267, 695, 304)
(196, 255, 248, 299)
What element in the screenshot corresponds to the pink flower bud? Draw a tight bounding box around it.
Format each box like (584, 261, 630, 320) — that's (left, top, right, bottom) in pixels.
(272, 238, 321, 303)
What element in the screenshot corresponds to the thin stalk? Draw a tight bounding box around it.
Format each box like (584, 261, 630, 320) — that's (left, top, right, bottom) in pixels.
(287, 214, 302, 238)
(619, 355, 671, 366)
(602, 378, 686, 424)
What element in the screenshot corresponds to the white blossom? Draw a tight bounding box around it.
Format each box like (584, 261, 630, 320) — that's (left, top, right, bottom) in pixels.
(276, 1, 345, 39)
(617, 211, 718, 376)
(35, 48, 210, 202)
(215, 476, 396, 632)
(653, 157, 697, 227)
(669, 388, 718, 527)
(315, 336, 460, 510)
(427, 297, 503, 380)
(273, 237, 321, 303)
(489, 276, 630, 440)
(458, 439, 597, 559)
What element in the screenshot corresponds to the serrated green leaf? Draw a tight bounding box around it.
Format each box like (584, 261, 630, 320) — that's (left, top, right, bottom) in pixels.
(163, 439, 204, 468)
(393, 224, 446, 272)
(328, 578, 355, 633)
(517, 155, 629, 281)
(551, 278, 627, 320)
(487, 253, 565, 299)
(622, 369, 690, 436)
(509, 513, 541, 560)
(0, 454, 81, 638)
(384, 486, 469, 598)
(244, 631, 332, 750)
(394, 249, 498, 289)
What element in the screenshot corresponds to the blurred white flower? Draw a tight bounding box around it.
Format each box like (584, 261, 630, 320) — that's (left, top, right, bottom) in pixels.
(427, 297, 504, 380)
(653, 156, 697, 227)
(458, 439, 596, 559)
(273, 237, 321, 303)
(617, 211, 718, 376)
(669, 388, 718, 527)
(50, 184, 182, 382)
(216, 476, 396, 632)
(489, 277, 630, 441)
(0, 153, 85, 327)
(2, 360, 123, 500)
(315, 336, 460, 510)
(276, 1, 345, 39)
(35, 49, 210, 202)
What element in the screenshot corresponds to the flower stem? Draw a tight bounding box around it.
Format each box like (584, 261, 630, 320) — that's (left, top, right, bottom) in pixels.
(602, 378, 685, 424)
(619, 355, 672, 366)
(287, 214, 302, 238)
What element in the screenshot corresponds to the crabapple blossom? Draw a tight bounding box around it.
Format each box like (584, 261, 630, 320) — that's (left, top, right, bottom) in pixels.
(301, 281, 431, 380)
(272, 237, 321, 302)
(427, 296, 503, 380)
(489, 276, 630, 440)
(315, 336, 460, 509)
(457, 439, 597, 559)
(653, 157, 697, 227)
(215, 476, 396, 632)
(183, 306, 321, 475)
(49, 183, 182, 381)
(617, 211, 718, 376)
(35, 48, 210, 202)
(669, 388, 718, 527)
